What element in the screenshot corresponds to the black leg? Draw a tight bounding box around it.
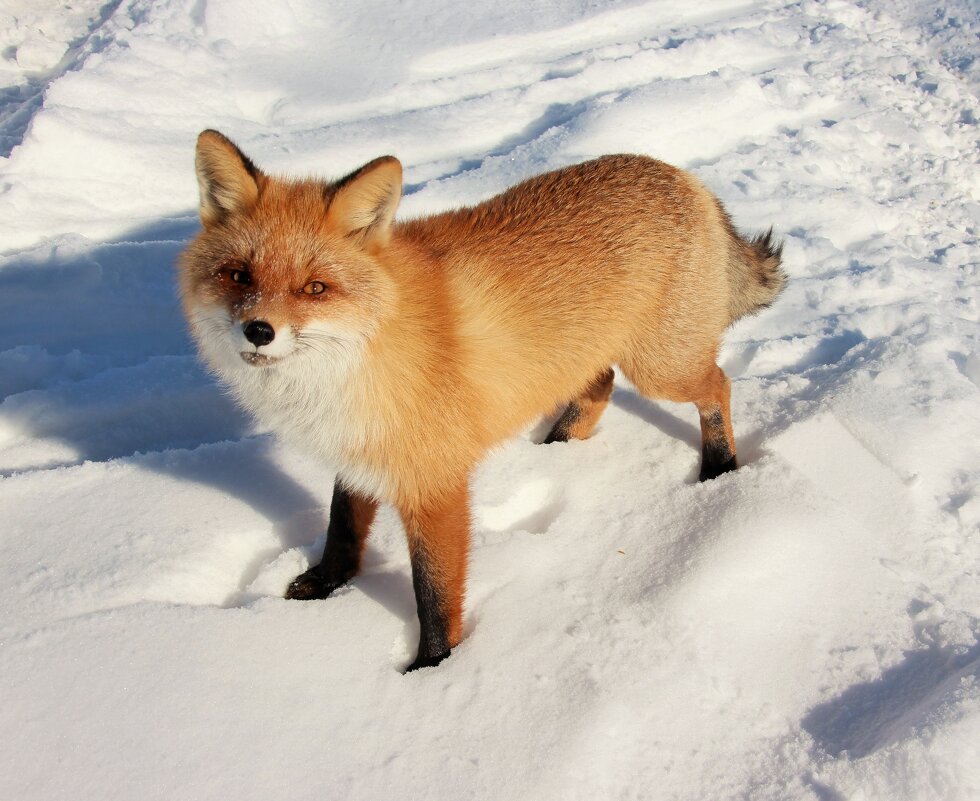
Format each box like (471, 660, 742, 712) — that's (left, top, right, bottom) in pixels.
(286, 483, 375, 600)
(698, 409, 737, 482)
(404, 541, 452, 672)
(543, 401, 581, 444)
(398, 488, 469, 673)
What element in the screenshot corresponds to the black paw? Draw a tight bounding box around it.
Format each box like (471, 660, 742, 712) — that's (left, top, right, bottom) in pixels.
(699, 456, 737, 482)
(284, 566, 350, 600)
(405, 649, 451, 673)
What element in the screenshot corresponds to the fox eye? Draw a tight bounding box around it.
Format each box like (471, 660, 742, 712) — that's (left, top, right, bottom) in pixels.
(302, 281, 327, 296)
(228, 269, 252, 286)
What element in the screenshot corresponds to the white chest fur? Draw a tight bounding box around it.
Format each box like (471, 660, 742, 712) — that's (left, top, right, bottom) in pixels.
(189, 306, 391, 500)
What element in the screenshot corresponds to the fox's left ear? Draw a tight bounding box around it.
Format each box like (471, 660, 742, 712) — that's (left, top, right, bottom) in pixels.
(195, 130, 263, 227)
(326, 156, 402, 249)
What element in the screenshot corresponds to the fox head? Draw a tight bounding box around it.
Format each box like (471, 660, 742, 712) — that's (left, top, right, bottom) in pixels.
(179, 130, 402, 377)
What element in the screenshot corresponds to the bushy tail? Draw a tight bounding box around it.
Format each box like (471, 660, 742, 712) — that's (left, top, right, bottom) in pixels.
(727, 226, 786, 324)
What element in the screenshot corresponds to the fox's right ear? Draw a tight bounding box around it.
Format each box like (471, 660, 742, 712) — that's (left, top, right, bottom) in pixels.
(195, 130, 262, 226)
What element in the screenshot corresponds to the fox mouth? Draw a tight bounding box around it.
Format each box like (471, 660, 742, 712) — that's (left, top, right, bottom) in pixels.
(240, 351, 282, 367)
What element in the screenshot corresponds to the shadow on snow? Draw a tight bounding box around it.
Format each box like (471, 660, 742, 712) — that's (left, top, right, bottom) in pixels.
(802, 640, 980, 759)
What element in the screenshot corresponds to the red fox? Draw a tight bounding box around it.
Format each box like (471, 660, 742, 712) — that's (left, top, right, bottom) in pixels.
(179, 130, 784, 671)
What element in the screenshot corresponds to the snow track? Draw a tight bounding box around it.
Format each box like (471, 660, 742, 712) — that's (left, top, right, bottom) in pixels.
(0, 1, 977, 799)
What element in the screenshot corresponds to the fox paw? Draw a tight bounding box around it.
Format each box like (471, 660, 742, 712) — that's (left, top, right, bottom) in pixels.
(699, 455, 737, 482)
(284, 566, 351, 600)
(405, 649, 451, 673)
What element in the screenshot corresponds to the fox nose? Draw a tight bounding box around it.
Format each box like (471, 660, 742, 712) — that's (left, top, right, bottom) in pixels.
(243, 320, 275, 347)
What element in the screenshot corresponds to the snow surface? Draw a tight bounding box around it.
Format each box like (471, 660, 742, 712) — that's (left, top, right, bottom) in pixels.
(1, 0, 978, 799)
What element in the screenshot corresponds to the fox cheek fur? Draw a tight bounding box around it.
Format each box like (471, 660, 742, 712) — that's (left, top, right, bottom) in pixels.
(178, 129, 785, 672)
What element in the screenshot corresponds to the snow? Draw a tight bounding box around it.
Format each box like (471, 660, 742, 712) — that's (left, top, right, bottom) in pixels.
(1, 0, 978, 799)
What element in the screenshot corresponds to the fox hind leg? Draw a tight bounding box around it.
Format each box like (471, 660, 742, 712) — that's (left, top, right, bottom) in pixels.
(543, 367, 615, 444)
(286, 483, 378, 600)
(694, 365, 737, 481)
(619, 354, 738, 482)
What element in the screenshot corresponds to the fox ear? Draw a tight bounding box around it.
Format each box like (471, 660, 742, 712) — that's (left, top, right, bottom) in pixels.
(326, 156, 402, 248)
(195, 130, 262, 226)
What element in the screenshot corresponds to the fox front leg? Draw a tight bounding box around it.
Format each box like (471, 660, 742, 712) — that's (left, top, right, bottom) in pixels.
(399, 486, 470, 671)
(286, 483, 378, 600)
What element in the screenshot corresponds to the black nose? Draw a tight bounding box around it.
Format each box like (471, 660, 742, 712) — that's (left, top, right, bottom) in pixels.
(243, 320, 275, 347)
